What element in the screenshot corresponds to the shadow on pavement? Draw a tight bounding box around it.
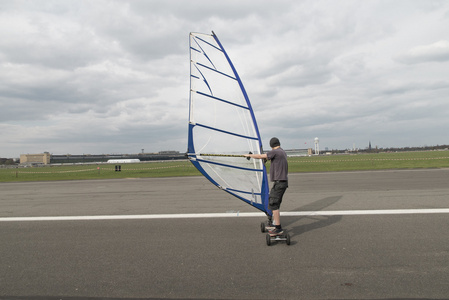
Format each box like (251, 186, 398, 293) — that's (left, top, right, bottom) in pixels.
(283, 196, 343, 245)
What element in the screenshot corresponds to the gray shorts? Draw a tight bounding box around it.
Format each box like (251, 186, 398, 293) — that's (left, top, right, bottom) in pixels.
(268, 181, 288, 211)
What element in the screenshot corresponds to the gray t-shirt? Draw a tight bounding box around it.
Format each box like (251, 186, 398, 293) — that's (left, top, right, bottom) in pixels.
(266, 147, 288, 181)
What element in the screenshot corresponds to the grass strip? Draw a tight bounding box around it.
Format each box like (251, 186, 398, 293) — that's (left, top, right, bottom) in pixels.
(0, 151, 448, 182)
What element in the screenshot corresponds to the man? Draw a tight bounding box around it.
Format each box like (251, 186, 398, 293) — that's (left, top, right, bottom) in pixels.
(245, 137, 288, 235)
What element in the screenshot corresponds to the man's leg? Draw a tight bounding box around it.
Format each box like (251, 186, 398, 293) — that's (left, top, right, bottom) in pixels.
(272, 209, 281, 228)
(268, 182, 282, 228)
(268, 181, 287, 235)
(269, 209, 283, 236)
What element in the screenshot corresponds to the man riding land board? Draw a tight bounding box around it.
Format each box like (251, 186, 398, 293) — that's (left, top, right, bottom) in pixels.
(245, 137, 288, 236)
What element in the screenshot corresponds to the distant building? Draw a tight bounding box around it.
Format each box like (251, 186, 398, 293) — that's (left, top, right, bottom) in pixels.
(20, 152, 51, 165)
(19, 151, 185, 165)
(159, 151, 180, 155)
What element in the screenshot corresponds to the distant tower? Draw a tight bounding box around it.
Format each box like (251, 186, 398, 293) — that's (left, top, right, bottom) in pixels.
(368, 141, 372, 152)
(314, 137, 319, 155)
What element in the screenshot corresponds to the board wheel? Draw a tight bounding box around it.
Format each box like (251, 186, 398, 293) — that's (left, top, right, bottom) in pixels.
(260, 222, 266, 233)
(266, 233, 271, 246)
(286, 233, 291, 245)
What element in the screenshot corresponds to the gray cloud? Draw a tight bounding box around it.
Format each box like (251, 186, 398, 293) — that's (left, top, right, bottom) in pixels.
(1, 0, 449, 158)
(395, 40, 449, 64)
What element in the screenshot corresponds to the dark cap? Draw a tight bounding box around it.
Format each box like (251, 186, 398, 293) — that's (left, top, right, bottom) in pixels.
(270, 137, 280, 148)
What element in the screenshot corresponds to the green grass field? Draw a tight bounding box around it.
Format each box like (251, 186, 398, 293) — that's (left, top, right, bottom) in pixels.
(0, 161, 199, 182)
(288, 150, 449, 172)
(1, 150, 448, 182)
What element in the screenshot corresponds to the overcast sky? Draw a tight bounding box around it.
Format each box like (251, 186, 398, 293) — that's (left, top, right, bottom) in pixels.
(1, 0, 449, 158)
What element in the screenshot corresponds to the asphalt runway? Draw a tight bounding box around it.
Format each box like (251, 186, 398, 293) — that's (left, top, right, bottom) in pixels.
(1, 169, 449, 299)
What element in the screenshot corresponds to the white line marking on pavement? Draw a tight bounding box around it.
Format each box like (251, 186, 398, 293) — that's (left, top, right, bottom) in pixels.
(1, 208, 449, 222)
(282, 208, 449, 216)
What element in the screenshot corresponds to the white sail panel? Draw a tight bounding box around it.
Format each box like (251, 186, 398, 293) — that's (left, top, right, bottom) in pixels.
(194, 158, 264, 205)
(188, 32, 270, 213)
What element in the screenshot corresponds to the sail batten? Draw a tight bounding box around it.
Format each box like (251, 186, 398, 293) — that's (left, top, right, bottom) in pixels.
(195, 62, 237, 80)
(194, 123, 259, 141)
(194, 36, 223, 52)
(195, 91, 250, 110)
(194, 158, 265, 172)
(187, 32, 270, 215)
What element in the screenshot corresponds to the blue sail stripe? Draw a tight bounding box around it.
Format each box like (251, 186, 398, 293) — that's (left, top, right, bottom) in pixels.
(193, 64, 213, 96)
(225, 190, 266, 210)
(195, 158, 263, 172)
(195, 91, 249, 110)
(226, 187, 262, 196)
(190, 46, 201, 53)
(194, 123, 258, 141)
(196, 62, 236, 81)
(194, 36, 222, 52)
(192, 37, 217, 70)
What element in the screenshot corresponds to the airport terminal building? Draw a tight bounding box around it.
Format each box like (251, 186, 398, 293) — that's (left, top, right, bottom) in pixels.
(20, 151, 185, 165)
(20, 152, 51, 165)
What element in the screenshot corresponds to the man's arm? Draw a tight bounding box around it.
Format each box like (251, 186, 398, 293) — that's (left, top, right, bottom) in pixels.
(244, 153, 267, 159)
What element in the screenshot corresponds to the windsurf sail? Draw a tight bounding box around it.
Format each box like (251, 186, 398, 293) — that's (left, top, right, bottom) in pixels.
(187, 31, 270, 215)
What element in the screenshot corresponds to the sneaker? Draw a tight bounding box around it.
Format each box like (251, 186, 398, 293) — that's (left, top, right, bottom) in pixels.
(265, 225, 276, 232)
(269, 228, 284, 236)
